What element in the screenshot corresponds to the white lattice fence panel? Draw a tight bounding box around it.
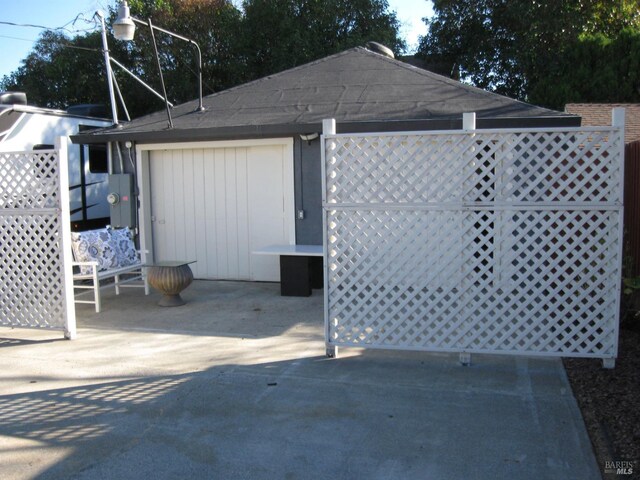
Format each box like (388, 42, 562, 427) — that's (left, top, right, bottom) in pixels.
(327, 129, 620, 205)
(324, 126, 623, 360)
(0, 149, 74, 334)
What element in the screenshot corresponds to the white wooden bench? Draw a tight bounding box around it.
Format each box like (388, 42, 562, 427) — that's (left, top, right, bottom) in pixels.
(72, 262, 149, 313)
(253, 244, 323, 296)
(71, 227, 149, 312)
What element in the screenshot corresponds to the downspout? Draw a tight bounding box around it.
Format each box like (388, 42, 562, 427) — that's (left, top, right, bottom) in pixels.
(107, 142, 114, 174)
(114, 141, 125, 173)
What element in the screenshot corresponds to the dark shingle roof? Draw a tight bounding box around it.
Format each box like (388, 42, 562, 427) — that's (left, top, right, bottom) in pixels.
(74, 47, 578, 144)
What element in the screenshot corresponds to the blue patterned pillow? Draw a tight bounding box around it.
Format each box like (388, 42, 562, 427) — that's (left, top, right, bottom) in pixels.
(70, 229, 118, 274)
(109, 227, 140, 267)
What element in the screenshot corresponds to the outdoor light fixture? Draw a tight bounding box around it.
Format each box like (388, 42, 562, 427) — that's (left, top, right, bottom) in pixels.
(113, 0, 205, 127)
(299, 133, 319, 145)
(96, 8, 176, 127)
(112, 1, 136, 41)
(299, 133, 319, 142)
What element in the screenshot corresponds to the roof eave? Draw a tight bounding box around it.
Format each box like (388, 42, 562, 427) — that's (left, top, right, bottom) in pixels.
(71, 115, 581, 145)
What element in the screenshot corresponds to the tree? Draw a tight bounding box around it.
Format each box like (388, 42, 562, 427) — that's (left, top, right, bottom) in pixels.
(1, 30, 115, 111)
(417, 0, 640, 107)
(121, 0, 244, 107)
(1, 1, 244, 118)
(1, 0, 404, 118)
(237, 0, 405, 80)
(530, 28, 640, 108)
(0, 27, 176, 117)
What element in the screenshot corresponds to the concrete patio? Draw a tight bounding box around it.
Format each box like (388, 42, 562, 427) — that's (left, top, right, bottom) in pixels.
(0, 280, 600, 479)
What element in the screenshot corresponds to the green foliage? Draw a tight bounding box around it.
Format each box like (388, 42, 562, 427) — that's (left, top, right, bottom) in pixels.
(529, 28, 640, 109)
(584, 0, 640, 35)
(418, 0, 583, 99)
(119, 0, 244, 106)
(622, 276, 640, 324)
(0, 0, 404, 118)
(417, 0, 640, 107)
(238, 0, 405, 80)
(624, 277, 640, 295)
(1, 30, 111, 110)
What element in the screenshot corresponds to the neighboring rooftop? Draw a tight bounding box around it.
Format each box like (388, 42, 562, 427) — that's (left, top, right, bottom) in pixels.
(74, 46, 579, 144)
(565, 103, 640, 144)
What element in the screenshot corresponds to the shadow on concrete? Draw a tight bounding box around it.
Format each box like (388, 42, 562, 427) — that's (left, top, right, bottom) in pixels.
(75, 280, 325, 340)
(0, 337, 65, 348)
(0, 350, 600, 480)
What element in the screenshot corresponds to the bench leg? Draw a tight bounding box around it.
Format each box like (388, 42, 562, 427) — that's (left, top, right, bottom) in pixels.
(93, 268, 101, 313)
(143, 268, 150, 295)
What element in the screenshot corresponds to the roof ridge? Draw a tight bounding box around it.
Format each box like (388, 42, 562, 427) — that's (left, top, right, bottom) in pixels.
(360, 47, 562, 115)
(128, 48, 362, 124)
(202, 48, 361, 101)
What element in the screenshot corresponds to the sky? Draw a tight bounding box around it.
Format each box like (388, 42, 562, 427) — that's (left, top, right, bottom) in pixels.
(0, 0, 432, 80)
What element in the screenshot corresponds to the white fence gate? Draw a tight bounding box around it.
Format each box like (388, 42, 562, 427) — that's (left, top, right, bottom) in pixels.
(0, 138, 76, 338)
(322, 112, 624, 366)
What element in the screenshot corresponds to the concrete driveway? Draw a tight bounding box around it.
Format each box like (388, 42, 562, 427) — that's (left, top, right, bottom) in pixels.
(0, 280, 600, 479)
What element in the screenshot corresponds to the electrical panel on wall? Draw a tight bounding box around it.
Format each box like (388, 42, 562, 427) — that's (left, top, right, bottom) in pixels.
(107, 174, 136, 228)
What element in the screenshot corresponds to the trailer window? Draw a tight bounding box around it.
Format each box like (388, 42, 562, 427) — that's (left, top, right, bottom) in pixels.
(88, 144, 108, 173)
(78, 125, 109, 173)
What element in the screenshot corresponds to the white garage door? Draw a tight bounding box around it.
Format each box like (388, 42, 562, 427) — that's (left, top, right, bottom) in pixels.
(148, 141, 294, 281)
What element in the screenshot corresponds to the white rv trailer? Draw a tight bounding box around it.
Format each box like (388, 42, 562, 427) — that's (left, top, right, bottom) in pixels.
(0, 95, 112, 230)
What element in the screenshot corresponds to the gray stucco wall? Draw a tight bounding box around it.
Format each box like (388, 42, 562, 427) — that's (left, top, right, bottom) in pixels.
(294, 136, 323, 245)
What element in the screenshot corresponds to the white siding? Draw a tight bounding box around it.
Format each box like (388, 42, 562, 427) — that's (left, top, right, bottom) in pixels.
(149, 141, 294, 281)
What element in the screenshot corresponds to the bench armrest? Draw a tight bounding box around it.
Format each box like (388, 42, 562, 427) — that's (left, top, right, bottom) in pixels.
(72, 261, 99, 267)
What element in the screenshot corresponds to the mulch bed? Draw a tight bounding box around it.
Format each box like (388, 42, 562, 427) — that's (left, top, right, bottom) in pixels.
(563, 315, 640, 479)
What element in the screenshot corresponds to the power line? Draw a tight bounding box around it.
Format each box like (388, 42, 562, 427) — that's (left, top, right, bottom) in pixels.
(0, 33, 103, 58)
(57, 42, 103, 53)
(0, 14, 103, 54)
(0, 34, 39, 43)
(0, 19, 97, 34)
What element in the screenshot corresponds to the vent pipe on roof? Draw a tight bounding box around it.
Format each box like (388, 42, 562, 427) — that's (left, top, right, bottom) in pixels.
(0, 92, 27, 105)
(365, 42, 394, 59)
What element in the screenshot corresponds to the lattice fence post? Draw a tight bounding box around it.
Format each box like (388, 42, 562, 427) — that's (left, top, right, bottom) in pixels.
(322, 118, 338, 358)
(463, 112, 476, 131)
(57, 137, 77, 339)
(460, 113, 476, 366)
(605, 108, 626, 368)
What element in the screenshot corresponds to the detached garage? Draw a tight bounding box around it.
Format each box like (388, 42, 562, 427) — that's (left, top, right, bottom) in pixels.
(73, 44, 580, 284)
(141, 140, 294, 281)
(68, 44, 626, 367)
